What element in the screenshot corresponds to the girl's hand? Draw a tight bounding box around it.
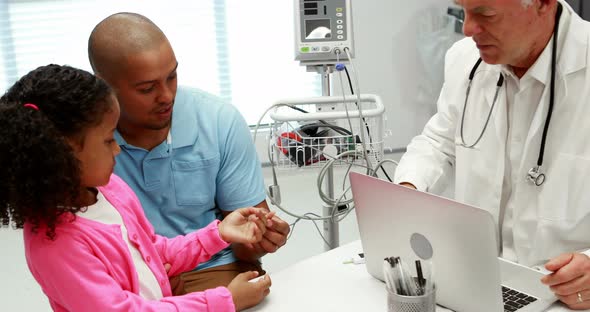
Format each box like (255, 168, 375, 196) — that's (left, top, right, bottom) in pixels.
(227, 271, 272, 311)
(219, 208, 275, 244)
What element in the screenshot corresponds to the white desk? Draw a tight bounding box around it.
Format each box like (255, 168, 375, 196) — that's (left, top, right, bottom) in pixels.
(246, 240, 574, 312)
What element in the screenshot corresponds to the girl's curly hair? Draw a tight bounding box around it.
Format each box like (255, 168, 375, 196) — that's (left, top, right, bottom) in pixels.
(0, 64, 113, 239)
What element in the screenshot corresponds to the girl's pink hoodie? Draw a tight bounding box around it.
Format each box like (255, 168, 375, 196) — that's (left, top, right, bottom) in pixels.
(24, 174, 234, 311)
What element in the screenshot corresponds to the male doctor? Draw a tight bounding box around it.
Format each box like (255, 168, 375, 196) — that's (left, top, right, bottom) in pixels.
(394, 0, 590, 309)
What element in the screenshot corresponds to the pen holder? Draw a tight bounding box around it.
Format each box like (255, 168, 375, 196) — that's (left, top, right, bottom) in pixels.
(387, 286, 436, 312)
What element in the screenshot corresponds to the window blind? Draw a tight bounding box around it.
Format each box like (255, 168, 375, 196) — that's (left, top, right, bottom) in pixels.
(0, 0, 320, 124)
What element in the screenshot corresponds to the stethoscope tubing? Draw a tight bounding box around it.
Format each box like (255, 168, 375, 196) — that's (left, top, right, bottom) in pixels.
(459, 4, 563, 186)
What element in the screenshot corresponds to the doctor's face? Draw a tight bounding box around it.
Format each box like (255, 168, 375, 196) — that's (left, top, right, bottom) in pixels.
(457, 0, 552, 67)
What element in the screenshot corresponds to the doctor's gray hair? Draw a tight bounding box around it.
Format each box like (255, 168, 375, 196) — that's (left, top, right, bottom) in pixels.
(521, 0, 533, 7)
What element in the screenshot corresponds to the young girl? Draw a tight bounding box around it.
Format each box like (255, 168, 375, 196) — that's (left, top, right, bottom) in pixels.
(0, 64, 272, 311)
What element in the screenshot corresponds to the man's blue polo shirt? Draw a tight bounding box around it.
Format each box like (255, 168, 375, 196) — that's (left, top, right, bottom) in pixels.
(113, 87, 266, 270)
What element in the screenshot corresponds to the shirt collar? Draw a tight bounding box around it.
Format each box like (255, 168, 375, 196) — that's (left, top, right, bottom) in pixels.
(500, 33, 553, 86)
(169, 98, 199, 149)
(113, 88, 199, 151)
(114, 130, 129, 147)
(500, 2, 571, 86)
(114, 129, 170, 160)
(527, 29, 556, 86)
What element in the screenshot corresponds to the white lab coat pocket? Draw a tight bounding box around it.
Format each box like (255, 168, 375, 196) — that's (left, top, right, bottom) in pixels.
(538, 153, 590, 222)
(519, 153, 590, 263)
(453, 140, 501, 202)
(455, 143, 491, 176)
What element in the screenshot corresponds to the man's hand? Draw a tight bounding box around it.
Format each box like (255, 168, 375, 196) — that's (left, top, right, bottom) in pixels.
(224, 204, 290, 262)
(541, 253, 590, 310)
(254, 213, 290, 253)
(219, 208, 273, 244)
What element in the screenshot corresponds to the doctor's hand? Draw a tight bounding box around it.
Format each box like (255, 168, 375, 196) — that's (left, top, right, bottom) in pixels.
(541, 253, 590, 310)
(399, 182, 417, 189)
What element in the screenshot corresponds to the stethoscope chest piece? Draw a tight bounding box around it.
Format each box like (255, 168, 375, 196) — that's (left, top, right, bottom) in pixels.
(466, 4, 563, 188)
(527, 166, 545, 186)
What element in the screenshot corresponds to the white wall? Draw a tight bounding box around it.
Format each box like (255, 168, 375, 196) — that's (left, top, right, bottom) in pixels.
(350, 0, 459, 150)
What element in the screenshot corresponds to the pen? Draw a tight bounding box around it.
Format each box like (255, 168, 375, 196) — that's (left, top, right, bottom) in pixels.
(415, 260, 425, 295)
(387, 257, 401, 294)
(402, 257, 419, 296)
(395, 257, 417, 296)
(383, 259, 395, 292)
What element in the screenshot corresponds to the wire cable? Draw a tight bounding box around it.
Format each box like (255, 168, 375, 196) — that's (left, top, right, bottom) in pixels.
(287, 218, 302, 241)
(344, 66, 392, 182)
(344, 66, 372, 143)
(250, 58, 394, 233)
(344, 47, 371, 171)
(252, 97, 381, 221)
(335, 50, 356, 135)
(258, 130, 371, 221)
(304, 213, 335, 249)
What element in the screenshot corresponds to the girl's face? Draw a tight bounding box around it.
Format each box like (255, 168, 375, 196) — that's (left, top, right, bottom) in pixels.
(70, 94, 121, 188)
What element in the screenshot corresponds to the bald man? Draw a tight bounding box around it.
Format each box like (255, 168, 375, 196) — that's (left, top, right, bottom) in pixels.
(88, 13, 289, 303)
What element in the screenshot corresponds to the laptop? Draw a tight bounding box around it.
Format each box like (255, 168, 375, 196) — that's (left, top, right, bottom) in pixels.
(349, 172, 557, 312)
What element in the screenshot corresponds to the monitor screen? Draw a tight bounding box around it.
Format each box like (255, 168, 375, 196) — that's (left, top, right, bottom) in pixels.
(305, 19, 331, 40)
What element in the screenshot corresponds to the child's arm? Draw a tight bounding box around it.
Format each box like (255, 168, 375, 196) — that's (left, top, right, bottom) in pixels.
(108, 174, 268, 276)
(151, 219, 230, 277)
(151, 208, 271, 277)
(27, 234, 235, 311)
(106, 174, 232, 276)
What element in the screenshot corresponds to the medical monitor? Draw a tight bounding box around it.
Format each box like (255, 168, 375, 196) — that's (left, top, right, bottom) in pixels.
(294, 0, 354, 65)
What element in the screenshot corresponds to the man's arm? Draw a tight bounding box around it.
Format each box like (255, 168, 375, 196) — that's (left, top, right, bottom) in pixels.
(222, 200, 290, 263)
(212, 98, 289, 262)
(394, 39, 486, 193)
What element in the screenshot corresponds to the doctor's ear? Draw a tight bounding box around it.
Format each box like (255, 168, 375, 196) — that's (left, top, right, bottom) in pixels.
(534, 0, 558, 16)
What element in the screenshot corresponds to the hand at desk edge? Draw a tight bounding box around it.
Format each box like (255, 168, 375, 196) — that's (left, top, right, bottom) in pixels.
(542, 252, 590, 310)
(399, 182, 417, 189)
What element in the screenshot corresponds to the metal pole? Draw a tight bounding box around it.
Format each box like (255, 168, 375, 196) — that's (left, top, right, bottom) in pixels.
(318, 65, 339, 251)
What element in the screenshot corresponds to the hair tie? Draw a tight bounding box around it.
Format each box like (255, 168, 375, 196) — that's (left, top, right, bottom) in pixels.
(23, 103, 39, 111)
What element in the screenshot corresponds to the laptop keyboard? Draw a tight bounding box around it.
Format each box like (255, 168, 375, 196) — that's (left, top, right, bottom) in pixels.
(502, 286, 538, 312)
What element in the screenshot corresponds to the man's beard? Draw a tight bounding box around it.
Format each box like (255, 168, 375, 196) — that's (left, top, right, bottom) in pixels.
(145, 117, 172, 131)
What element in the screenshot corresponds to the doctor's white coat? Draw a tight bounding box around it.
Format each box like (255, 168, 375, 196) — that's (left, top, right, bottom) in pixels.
(394, 4, 590, 266)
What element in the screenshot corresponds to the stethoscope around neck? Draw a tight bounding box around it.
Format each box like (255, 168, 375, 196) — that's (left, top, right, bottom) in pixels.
(459, 4, 562, 187)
